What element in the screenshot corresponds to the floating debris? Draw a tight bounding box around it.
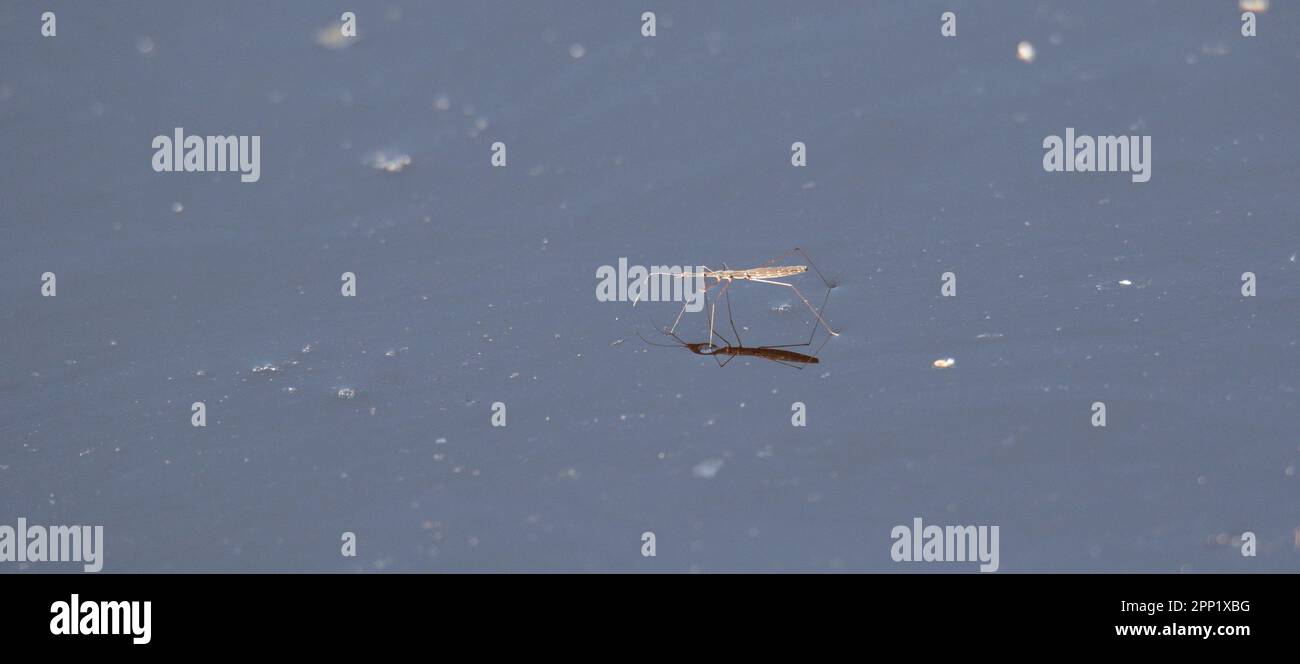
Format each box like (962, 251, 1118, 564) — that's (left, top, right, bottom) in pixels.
(252, 363, 281, 374)
(1239, 0, 1269, 12)
(336, 387, 356, 399)
(1017, 41, 1036, 63)
(1118, 279, 1133, 286)
(315, 26, 357, 50)
(364, 151, 412, 173)
(568, 43, 586, 59)
(933, 358, 956, 369)
(692, 458, 724, 479)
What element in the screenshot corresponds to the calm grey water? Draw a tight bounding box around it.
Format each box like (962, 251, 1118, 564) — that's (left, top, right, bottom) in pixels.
(2, 1, 1297, 572)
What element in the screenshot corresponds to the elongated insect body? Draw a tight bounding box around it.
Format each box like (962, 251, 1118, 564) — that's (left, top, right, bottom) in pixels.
(682, 266, 809, 281)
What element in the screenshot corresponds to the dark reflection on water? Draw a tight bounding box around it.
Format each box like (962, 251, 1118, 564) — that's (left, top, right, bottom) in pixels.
(637, 329, 829, 369)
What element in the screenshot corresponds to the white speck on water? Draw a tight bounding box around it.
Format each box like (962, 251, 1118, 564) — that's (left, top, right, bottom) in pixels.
(315, 25, 356, 50)
(364, 150, 412, 173)
(1118, 279, 1133, 286)
(171, 202, 184, 213)
(433, 94, 451, 111)
(252, 363, 280, 374)
(569, 43, 586, 58)
(336, 387, 356, 399)
(1017, 41, 1036, 63)
(692, 458, 724, 479)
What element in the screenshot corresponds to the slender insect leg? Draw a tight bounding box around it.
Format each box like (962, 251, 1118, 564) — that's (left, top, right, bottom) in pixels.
(789, 247, 836, 289)
(708, 279, 733, 348)
(806, 286, 831, 345)
(753, 247, 837, 289)
(723, 280, 743, 346)
(753, 248, 806, 270)
(667, 273, 717, 335)
(750, 278, 840, 336)
(761, 287, 833, 349)
(717, 350, 736, 368)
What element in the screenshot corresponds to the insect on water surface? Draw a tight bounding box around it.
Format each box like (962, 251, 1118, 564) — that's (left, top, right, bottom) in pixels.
(637, 247, 839, 348)
(635, 248, 840, 367)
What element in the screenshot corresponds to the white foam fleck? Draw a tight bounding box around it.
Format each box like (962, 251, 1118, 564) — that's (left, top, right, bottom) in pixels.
(692, 458, 724, 479)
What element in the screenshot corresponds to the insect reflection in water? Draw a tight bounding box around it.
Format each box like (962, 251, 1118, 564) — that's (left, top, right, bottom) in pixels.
(637, 278, 835, 370)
